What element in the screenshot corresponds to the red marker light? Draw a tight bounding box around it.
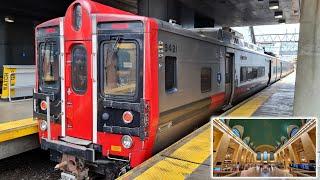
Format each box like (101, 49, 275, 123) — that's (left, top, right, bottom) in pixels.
(40, 100, 47, 111)
(111, 23, 129, 30)
(45, 28, 56, 34)
(122, 111, 133, 124)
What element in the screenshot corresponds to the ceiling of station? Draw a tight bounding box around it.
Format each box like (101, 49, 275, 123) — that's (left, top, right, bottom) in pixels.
(1, 0, 299, 26)
(177, 0, 300, 26)
(228, 119, 303, 152)
(0, 0, 73, 22)
(0, 0, 138, 23)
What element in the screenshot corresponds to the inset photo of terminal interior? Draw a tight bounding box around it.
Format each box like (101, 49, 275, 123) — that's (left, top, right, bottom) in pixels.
(212, 118, 316, 177)
(0, 0, 320, 179)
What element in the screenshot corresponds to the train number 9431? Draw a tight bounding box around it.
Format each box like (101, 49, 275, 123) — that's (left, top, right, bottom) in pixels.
(164, 43, 177, 53)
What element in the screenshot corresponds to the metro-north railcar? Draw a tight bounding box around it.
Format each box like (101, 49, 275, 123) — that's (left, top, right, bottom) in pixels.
(33, 0, 294, 178)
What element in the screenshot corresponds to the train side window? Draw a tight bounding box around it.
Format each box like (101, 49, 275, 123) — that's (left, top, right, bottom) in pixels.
(71, 45, 87, 94)
(257, 67, 265, 77)
(240, 66, 265, 83)
(201, 67, 212, 93)
(240, 67, 247, 83)
(165, 56, 177, 93)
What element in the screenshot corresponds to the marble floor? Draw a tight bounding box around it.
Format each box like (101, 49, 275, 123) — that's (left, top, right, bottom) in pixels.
(240, 166, 293, 177)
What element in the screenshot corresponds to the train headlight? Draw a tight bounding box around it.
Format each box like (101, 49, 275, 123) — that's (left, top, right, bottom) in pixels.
(73, 3, 82, 31)
(40, 100, 48, 111)
(122, 111, 133, 124)
(40, 120, 48, 131)
(121, 135, 133, 149)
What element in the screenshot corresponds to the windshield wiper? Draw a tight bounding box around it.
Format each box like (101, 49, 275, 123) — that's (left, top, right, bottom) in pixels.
(108, 36, 121, 60)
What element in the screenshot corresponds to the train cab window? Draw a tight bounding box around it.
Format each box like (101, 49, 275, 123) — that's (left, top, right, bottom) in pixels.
(201, 67, 212, 93)
(103, 41, 137, 96)
(71, 45, 87, 94)
(39, 42, 59, 90)
(165, 56, 177, 93)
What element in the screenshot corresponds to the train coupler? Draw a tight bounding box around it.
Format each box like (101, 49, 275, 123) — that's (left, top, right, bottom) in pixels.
(56, 154, 89, 180)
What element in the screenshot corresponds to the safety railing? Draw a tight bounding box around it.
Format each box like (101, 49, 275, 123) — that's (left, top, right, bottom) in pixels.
(8, 71, 35, 102)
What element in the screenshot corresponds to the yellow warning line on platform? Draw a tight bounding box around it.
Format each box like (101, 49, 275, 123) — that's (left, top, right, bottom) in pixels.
(227, 93, 271, 117)
(0, 118, 38, 142)
(134, 127, 210, 180)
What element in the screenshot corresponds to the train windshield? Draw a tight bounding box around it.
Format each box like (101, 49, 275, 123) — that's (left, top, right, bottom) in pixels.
(103, 40, 137, 96)
(38, 41, 59, 90)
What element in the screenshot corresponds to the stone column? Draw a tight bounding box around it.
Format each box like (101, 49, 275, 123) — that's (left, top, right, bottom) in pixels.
(212, 133, 231, 165)
(294, 0, 320, 118)
(233, 145, 243, 164)
(241, 150, 247, 164)
(300, 133, 316, 163)
(288, 145, 299, 163)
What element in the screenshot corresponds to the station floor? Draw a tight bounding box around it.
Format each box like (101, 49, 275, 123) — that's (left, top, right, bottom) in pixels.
(0, 99, 33, 123)
(0, 99, 38, 159)
(0, 99, 36, 141)
(119, 72, 296, 179)
(240, 167, 292, 177)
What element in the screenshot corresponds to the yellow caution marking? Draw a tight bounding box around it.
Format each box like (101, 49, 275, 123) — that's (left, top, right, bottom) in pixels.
(1, 66, 16, 99)
(0, 118, 38, 142)
(227, 94, 270, 117)
(135, 158, 198, 180)
(134, 128, 210, 180)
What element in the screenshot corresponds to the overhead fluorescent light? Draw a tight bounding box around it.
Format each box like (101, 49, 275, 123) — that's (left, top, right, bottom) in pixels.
(274, 11, 283, 19)
(4, 16, 14, 23)
(269, 0, 279, 10)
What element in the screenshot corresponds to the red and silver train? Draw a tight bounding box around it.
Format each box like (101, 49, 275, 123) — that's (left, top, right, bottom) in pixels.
(33, 0, 294, 178)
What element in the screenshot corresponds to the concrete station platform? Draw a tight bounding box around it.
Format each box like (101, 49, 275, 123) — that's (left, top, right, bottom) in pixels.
(119, 72, 296, 179)
(0, 99, 38, 159)
(227, 72, 295, 117)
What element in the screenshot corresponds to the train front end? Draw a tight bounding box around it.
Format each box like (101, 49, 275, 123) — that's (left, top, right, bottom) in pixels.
(33, 0, 159, 179)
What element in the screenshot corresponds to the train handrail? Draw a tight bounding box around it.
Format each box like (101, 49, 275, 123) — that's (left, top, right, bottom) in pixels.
(8, 71, 35, 102)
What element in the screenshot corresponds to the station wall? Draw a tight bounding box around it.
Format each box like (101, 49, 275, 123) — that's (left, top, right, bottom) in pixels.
(0, 16, 35, 69)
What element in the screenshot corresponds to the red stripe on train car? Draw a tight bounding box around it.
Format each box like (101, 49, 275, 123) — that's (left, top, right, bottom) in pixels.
(210, 92, 226, 110)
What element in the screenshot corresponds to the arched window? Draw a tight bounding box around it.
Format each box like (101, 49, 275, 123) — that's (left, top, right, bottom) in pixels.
(281, 136, 288, 145)
(257, 152, 261, 160)
(290, 127, 299, 138)
(220, 119, 226, 124)
(232, 128, 241, 138)
(243, 137, 250, 145)
(263, 151, 268, 161)
(270, 152, 274, 160)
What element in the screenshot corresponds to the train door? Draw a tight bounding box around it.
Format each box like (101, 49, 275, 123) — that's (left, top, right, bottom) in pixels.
(268, 59, 272, 85)
(64, 41, 93, 140)
(280, 62, 283, 78)
(224, 52, 234, 106)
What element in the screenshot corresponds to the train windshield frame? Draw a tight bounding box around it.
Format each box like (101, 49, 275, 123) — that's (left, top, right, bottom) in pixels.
(38, 40, 60, 93)
(100, 37, 141, 101)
